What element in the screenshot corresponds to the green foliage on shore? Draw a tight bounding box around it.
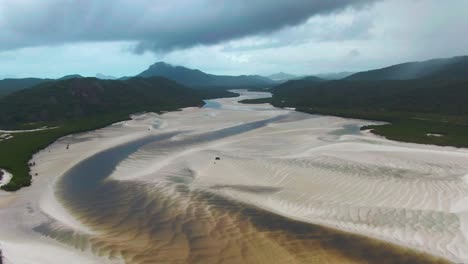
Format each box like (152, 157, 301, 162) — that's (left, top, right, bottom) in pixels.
(294, 107, 468, 147)
(0, 77, 238, 191)
(271, 79, 468, 118)
(0, 78, 51, 98)
(0, 115, 130, 191)
(361, 119, 468, 148)
(239, 77, 468, 148)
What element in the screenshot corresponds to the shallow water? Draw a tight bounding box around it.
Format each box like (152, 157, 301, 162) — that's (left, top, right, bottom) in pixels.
(202, 100, 222, 109)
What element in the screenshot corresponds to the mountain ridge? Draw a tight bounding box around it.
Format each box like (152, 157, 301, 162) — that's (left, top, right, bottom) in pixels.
(267, 72, 298, 81)
(137, 61, 275, 87)
(0, 78, 52, 97)
(346, 55, 468, 81)
(0, 77, 204, 128)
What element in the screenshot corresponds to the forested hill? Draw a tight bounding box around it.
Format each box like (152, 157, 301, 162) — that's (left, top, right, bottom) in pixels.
(0, 78, 52, 98)
(346, 56, 468, 81)
(0, 77, 205, 129)
(272, 78, 468, 118)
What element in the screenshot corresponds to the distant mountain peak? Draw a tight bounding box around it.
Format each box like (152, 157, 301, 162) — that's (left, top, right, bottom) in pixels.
(267, 72, 297, 81)
(59, 74, 83, 80)
(96, 73, 117, 80)
(149, 61, 174, 68)
(137, 61, 274, 87)
(301, 76, 324, 82)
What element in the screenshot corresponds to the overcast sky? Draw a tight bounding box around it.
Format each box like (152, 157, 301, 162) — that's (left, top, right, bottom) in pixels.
(0, 0, 467, 78)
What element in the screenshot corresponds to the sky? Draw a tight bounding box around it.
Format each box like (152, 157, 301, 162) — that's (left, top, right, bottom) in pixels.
(0, 0, 467, 79)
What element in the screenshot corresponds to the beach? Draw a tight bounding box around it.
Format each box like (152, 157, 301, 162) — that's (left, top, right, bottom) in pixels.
(0, 90, 467, 263)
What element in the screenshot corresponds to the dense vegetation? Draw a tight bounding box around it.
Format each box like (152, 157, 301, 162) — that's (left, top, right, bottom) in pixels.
(346, 55, 468, 81)
(0, 77, 203, 128)
(272, 79, 468, 118)
(0, 115, 131, 191)
(0, 78, 51, 98)
(0, 76, 238, 191)
(263, 77, 468, 147)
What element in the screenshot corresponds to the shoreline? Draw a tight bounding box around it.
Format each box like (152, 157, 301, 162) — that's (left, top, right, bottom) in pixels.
(0, 113, 158, 263)
(238, 97, 468, 149)
(0, 170, 12, 187)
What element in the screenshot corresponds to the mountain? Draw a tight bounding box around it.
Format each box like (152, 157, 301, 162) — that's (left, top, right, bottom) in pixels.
(137, 62, 275, 87)
(59, 74, 84, 80)
(346, 56, 468, 81)
(267, 72, 298, 81)
(96, 73, 117, 80)
(300, 76, 325, 82)
(269, 76, 325, 93)
(315, 72, 355, 80)
(0, 74, 17, 79)
(0, 77, 204, 128)
(0, 78, 51, 97)
(272, 55, 468, 117)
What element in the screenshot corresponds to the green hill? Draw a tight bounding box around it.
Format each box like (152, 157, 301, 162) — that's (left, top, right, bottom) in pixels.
(346, 56, 468, 81)
(0, 78, 51, 98)
(58, 74, 84, 80)
(0, 77, 204, 129)
(272, 79, 468, 117)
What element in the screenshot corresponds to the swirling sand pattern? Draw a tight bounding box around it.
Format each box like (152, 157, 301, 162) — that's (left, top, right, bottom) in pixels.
(46, 117, 451, 263)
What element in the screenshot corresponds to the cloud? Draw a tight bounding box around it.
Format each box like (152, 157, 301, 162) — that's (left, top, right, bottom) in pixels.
(2, 0, 467, 79)
(0, 0, 376, 53)
(222, 7, 374, 52)
(347, 48, 360, 57)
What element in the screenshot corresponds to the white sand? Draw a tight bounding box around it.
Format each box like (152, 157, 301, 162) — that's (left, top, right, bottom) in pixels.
(1, 90, 467, 263)
(0, 126, 58, 133)
(427, 133, 444, 137)
(108, 91, 468, 262)
(0, 170, 12, 187)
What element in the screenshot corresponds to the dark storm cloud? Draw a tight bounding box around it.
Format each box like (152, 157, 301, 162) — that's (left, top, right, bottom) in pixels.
(0, 0, 376, 53)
